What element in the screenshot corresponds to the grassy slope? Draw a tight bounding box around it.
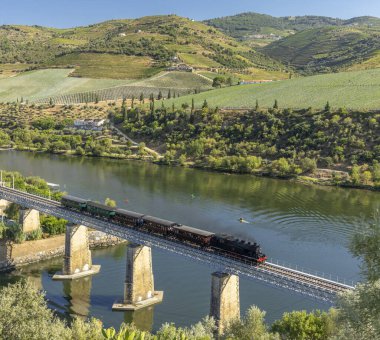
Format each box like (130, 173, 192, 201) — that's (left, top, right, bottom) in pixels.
(0, 69, 213, 103)
(133, 71, 212, 89)
(166, 69, 380, 110)
(0, 69, 128, 102)
(49, 53, 162, 79)
(262, 26, 380, 73)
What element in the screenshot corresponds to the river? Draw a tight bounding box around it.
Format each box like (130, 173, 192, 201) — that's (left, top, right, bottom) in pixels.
(0, 150, 378, 331)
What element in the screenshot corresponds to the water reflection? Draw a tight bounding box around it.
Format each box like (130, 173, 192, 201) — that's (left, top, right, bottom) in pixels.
(124, 307, 155, 332)
(63, 277, 92, 318)
(0, 150, 378, 329)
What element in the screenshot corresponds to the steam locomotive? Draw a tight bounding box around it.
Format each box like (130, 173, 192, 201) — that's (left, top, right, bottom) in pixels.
(61, 195, 267, 264)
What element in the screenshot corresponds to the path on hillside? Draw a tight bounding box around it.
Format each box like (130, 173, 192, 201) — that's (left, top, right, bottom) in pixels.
(194, 72, 213, 82)
(110, 123, 162, 158)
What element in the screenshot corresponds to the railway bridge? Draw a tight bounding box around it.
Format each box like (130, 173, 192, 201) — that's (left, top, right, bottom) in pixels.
(0, 186, 355, 334)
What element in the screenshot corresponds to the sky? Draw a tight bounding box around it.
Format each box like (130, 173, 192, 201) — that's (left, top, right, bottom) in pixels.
(0, 0, 379, 28)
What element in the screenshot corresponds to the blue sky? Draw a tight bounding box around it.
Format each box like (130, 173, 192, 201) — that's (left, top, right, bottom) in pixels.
(0, 0, 379, 28)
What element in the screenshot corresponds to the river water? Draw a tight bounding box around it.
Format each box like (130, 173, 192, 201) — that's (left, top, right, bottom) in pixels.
(0, 150, 378, 331)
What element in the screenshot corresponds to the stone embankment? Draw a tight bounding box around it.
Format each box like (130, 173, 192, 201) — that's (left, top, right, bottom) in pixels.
(0, 230, 125, 272)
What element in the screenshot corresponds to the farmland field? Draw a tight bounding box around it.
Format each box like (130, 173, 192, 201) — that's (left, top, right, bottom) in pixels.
(133, 71, 212, 89)
(0, 69, 129, 102)
(0, 68, 214, 104)
(178, 53, 221, 68)
(49, 53, 162, 79)
(166, 68, 380, 110)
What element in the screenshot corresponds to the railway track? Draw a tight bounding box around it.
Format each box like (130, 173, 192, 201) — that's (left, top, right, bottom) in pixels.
(0, 186, 354, 301)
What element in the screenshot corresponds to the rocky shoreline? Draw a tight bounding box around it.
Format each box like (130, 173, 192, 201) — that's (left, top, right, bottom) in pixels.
(0, 230, 126, 273)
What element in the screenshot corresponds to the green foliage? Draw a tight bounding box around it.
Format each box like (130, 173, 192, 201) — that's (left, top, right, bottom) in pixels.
(271, 310, 336, 340)
(24, 228, 43, 241)
(41, 215, 67, 235)
(262, 26, 380, 74)
(224, 306, 279, 339)
(123, 105, 379, 185)
(4, 202, 19, 220)
(350, 210, 380, 282)
(105, 198, 117, 208)
(0, 280, 69, 340)
(4, 223, 25, 243)
(336, 280, 380, 340)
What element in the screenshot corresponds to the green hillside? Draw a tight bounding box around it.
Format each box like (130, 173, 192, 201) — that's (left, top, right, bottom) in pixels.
(0, 69, 213, 103)
(166, 68, 380, 110)
(205, 12, 380, 43)
(0, 69, 128, 102)
(0, 15, 286, 80)
(262, 26, 380, 74)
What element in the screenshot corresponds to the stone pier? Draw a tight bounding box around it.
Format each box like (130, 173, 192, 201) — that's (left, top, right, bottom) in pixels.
(210, 272, 240, 335)
(113, 244, 163, 311)
(0, 199, 10, 216)
(18, 208, 40, 233)
(53, 223, 100, 280)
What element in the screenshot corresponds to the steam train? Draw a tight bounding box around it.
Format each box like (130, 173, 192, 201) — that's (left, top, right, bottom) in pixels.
(61, 195, 267, 264)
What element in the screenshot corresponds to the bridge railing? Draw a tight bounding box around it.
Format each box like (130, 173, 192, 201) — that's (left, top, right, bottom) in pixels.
(0, 184, 356, 290)
(267, 257, 356, 288)
(0, 182, 61, 202)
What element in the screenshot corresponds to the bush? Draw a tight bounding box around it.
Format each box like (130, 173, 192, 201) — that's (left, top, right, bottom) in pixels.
(41, 216, 67, 235)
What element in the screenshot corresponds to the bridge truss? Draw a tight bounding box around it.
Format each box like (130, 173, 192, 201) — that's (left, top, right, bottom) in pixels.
(0, 187, 355, 303)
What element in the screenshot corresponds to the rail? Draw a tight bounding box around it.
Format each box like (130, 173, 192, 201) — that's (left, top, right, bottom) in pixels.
(0, 186, 355, 302)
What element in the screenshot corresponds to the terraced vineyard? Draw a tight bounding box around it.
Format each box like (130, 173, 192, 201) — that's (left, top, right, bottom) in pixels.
(33, 84, 200, 105)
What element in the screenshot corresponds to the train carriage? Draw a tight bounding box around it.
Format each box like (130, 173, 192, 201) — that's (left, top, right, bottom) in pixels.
(114, 209, 144, 227)
(172, 225, 214, 246)
(142, 216, 177, 236)
(61, 195, 87, 211)
(86, 201, 116, 218)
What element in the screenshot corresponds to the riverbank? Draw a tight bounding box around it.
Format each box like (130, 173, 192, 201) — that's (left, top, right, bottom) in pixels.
(0, 230, 125, 272)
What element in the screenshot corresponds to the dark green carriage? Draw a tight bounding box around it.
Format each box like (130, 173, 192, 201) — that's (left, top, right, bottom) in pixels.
(86, 201, 116, 218)
(61, 195, 88, 210)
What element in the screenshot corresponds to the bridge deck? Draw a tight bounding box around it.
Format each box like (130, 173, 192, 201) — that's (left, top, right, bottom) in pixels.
(0, 186, 355, 302)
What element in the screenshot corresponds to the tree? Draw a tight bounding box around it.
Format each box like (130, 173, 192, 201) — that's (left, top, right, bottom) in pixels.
(0, 280, 69, 339)
(131, 95, 135, 108)
(167, 90, 171, 99)
(271, 310, 336, 340)
(255, 99, 259, 111)
(202, 99, 208, 109)
(139, 92, 144, 103)
(350, 210, 380, 282)
(105, 198, 117, 208)
(191, 98, 195, 113)
(336, 280, 380, 340)
(212, 76, 225, 88)
(325, 101, 331, 112)
(224, 306, 279, 339)
(157, 91, 163, 100)
(350, 165, 361, 185)
(273, 100, 279, 109)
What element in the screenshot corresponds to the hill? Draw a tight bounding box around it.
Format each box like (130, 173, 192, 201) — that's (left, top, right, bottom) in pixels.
(204, 12, 380, 45)
(165, 68, 380, 110)
(262, 26, 380, 73)
(0, 15, 287, 80)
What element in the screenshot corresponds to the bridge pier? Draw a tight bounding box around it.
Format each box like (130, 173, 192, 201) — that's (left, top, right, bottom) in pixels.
(0, 199, 10, 217)
(18, 208, 40, 233)
(113, 244, 163, 311)
(53, 223, 100, 280)
(210, 272, 240, 335)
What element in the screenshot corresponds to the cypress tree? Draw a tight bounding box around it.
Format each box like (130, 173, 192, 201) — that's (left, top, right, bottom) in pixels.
(273, 99, 278, 109)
